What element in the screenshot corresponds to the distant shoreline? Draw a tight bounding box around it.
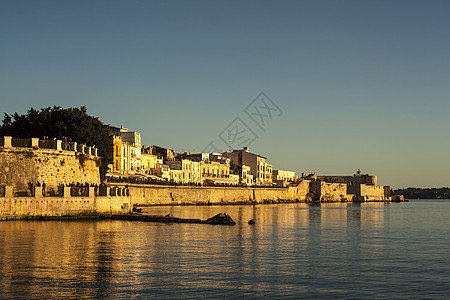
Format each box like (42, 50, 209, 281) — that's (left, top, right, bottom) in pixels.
(394, 188, 450, 199)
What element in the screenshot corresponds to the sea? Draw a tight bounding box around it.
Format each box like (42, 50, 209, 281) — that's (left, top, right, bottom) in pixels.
(1, 200, 450, 299)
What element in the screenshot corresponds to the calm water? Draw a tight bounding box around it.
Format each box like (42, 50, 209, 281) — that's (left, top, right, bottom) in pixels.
(1, 200, 450, 299)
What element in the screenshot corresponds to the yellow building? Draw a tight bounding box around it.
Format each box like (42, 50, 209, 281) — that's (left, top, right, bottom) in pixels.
(152, 164, 170, 179)
(166, 159, 202, 184)
(272, 169, 296, 186)
(109, 125, 142, 175)
(273, 170, 296, 182)
(111, 136, 135, 174)
(129, 144, 141, 172)
(112, 137, 123, 173)
(200, 161, 230, 179)
(168, 169, 183, 183)
(140, 152, 158, 174)
(205, 174, 239, 185)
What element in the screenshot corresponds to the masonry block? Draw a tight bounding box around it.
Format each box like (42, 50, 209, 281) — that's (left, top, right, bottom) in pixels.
(35, 187, 43, 197)
(3, 136, 12, 148)
(89, 186, 96, 197)
(5, 186, 13, 197)
(63, 186, 72, 197)
(31, 138, 39, 148)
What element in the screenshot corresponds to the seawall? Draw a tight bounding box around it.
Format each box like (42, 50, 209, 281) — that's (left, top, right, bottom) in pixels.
(0, 196, 131, 220)
(117, 182, 402, 206)
(0, 182, 403, 219)
(125, 184, 305, 205)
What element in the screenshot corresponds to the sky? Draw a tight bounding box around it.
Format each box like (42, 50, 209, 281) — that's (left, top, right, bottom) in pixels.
(1, 0, 449, 188)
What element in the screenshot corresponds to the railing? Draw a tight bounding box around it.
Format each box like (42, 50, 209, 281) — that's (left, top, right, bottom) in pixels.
(43, 186, 64, 197)
(1, 136, 98, 157)
(0, 185, 130, 198)
(12, 138, 31, 148)
(98, 186, 108, 197)
(71, 186, 90, 197)
(39, 140, 56, 149)
(106, 176, 286, 188)
(62, 142, 71, 151)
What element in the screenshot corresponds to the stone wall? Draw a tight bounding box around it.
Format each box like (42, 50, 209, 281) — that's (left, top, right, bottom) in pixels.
(359, 184, 389, 201)
(348, 183, 388, 199)
(95, 197, 132, 215)
(317, 174, 377, 186)
(0, 196, 131, 219)
(310, 181, 349, 202)
(0, 148, 100, 196)
(121, 184, 309, 205)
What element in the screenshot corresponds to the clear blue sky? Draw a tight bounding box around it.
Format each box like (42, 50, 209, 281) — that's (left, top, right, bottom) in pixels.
(1, 0, 449, 188)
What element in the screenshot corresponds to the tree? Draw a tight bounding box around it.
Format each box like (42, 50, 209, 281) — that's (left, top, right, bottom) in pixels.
(0, 106, 112, 178)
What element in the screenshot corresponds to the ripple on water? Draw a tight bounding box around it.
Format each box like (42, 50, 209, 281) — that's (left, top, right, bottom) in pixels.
(1, 201, 450, 298)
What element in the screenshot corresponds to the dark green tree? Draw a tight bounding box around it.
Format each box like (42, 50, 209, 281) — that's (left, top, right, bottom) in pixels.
(0, 106, 112, 178)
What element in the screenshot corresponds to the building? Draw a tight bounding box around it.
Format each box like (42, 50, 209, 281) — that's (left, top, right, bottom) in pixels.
(152, 164, 170, 179)
(208, 153, 230, 164)
(129, 144, 141, 172)
(273, 169, 296, 186)
(179, 152, 209, 162)
(180, 152, 230, 164)
(242, 165, 253, 186)
(166, 159, 202, 184)
(112, 136, 124, 173)
(204, 174, 239, 185)
(153, 145, 176, 163)
(304, 171, 390, 201)
(200, 161, 230, 180)
(140, 148, 158, 174)
(222, 147, 272, 185)
(313, 172, 377, 186)
(176, 152, 234, 184)
(111, 135, 135, 175)
(168, 169, 183, 183)
(108, 125, 142, 174)
(265, 164, 273, 184)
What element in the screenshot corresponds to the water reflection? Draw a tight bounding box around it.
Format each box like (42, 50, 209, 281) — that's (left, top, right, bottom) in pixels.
(1, 202, 449, 298)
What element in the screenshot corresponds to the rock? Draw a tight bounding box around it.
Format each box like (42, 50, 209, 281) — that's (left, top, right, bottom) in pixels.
(132, 207, 143, 213)
(112, 212, 236, 225)
(248, 219, 255, 225)
(206, 213, 236, 225)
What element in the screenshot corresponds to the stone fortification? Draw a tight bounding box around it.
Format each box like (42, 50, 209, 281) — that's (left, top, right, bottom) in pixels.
(124, 184, 309, 205)
(306, 172, 393, 202)
(119, 180, 311, 205)
(308, 180, 392, 202)
(349, 184, 392, 201)
(115, 179, 400, 206)
(316, 174, 377, 186)
(310, 181, 353, 202)
(0, 195, 131, 220)
(116, 179, 393, 206)
(0, 138, 100, 196)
